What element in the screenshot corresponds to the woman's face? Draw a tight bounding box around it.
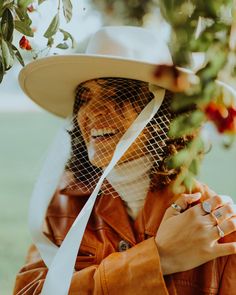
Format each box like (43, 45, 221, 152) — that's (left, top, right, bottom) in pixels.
(76, 79, 149, 168)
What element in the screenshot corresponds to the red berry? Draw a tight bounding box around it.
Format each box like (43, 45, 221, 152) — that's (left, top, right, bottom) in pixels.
(27, 4, 35, 12)
(19, 36, 32, 51)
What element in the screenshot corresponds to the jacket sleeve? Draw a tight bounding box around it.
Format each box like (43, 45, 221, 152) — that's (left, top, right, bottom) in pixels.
(218, 254, 236, 295)
(13, 237, 171, 295)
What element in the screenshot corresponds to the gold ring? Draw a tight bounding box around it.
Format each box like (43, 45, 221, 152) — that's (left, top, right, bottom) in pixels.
(211, 210, 222, 225)
(171, 203, 182, 213)
(210, 212, 219, 225)
(216, 225, 225, 238)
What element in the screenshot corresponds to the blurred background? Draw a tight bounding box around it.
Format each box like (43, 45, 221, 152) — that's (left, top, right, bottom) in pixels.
(0, 1, 235, 294)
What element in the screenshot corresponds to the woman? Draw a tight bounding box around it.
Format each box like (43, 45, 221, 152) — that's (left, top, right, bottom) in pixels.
(14, 26, 236, 295)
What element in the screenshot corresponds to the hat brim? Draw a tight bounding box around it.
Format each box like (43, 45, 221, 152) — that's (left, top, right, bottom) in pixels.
(19, 54, 175, 118)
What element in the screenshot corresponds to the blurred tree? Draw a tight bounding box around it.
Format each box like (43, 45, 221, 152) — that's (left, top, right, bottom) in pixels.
(90, 0, 155, 25)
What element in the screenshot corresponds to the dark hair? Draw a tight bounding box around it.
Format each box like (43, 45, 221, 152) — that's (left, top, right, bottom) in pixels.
(66, 78, 191, 191)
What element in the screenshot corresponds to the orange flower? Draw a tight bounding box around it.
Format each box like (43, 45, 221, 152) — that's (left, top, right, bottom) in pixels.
(19, 36, 32, 51)
(27, 4, 35, 12)
(205, 102, 236, 133)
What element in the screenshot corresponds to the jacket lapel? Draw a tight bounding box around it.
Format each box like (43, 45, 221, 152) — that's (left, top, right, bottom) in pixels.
(134, 186, 176, 237)
(95, 187, 136, 246)
(95, 184, 176, 245)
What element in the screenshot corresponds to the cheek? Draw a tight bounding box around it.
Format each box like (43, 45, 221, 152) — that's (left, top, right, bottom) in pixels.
(122, 110, 138, 130)
(76, 112, 88, 140)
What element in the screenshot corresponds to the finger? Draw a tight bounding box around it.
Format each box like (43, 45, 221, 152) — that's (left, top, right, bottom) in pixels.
(215, 242, 236, 257)
(196, 194, 234, 216)
(167, 192, 202, 217)
(211, 204, 236, 224)
(212, 217, 236, 240)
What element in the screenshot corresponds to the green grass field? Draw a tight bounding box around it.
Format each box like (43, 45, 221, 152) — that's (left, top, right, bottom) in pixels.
(0, 112, 235, 295)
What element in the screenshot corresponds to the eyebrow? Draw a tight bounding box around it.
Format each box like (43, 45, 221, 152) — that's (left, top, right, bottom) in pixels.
(78, 85, 90, 93)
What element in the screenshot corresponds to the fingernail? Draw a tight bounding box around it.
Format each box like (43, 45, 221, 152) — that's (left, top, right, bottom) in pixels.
(191, 192, 202, 199)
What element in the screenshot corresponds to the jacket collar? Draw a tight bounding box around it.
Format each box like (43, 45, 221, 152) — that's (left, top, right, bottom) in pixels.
(95, 185, 137, 245)
(95, 184, 176, 245)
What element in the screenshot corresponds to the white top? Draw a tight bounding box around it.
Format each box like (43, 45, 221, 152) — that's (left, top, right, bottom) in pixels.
(106, 156, 153, 219)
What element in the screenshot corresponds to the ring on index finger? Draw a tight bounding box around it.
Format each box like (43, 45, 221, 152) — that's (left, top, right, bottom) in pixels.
(171, 203, 182, 213)
(202, 201, 212, 214)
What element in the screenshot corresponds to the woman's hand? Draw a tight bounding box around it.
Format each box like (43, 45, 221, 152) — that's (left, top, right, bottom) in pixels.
(155, 193, 236, 275)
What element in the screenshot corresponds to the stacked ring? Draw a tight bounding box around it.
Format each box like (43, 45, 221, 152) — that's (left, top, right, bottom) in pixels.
(211, 210, 223, 225)
(171, 203, 182, 213)
(216, 225, 225, 238)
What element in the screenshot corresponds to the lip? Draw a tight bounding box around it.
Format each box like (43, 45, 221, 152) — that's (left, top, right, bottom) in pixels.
(90, 131, 121, 143)
(90, 124, 119, 130)
(86, 124, 120, 138)
(91, 127, 118, 137)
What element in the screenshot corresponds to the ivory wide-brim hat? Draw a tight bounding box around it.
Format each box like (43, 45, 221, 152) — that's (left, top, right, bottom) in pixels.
(19, 26, 175, 118)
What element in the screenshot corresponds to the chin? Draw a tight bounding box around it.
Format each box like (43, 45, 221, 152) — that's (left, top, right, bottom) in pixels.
(89, 157, 110, 168)
(88, 151, 112, 168)
(87, 145, 115, 168)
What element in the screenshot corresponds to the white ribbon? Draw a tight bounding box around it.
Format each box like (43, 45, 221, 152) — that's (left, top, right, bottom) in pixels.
(29, 86, 165, 295)
(29, 126, 71, 266)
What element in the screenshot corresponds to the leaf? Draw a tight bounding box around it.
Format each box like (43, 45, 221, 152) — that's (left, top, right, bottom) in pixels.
(44, 13, 60, 38)
(171, 93, 201, 112)
(15, 7, 32, 25)
(183, 174, 195, 191)
(0, 0, 14, 16)
(1, 8, 14, 41)
(0, 56, 4, 83)
(11, 44, 25, 66)
(1, 39, 14, 70)
(59, 28, 76, 48)
(167, 149, 189, 169)
(38, 0, 46, 4)
(0, 1, 4, 17)
(17, 0, 33, 8)
(14, 20, 34, 36)
(189, 158, 200, 175)
(169, 110, 205, 138)
(56, 42, 69, 49)
(62, 0, 72, 23)
(47, 37, 54, 47)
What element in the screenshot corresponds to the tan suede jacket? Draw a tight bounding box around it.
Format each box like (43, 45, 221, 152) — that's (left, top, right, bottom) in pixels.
(14, 182, 236, 295)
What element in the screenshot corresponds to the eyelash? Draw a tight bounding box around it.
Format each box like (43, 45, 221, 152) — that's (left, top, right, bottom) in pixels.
(79, 97, 89, 106)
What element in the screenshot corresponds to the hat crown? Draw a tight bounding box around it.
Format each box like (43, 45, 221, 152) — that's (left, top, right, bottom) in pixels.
(86, 26, 172, 65)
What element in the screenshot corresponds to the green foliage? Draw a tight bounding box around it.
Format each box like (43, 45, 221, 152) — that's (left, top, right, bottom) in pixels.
(158, 0, 236, 190)
(169, 110, 205, 138)
(59, 28, 76, 48)
(62, 0, 72, 23)
(1, 39, 14, 69)
(17, 0, 34, 9)
(14, 19, 33, 36)
(0, 0, 75, 83)
(168, 136, 205, 192)
(0, 0, 235, 192)
(1, 8, 14, 41)
(91, 0, 155, 25)
(44, 13, 60, 38)
(0, 55, 4, 82)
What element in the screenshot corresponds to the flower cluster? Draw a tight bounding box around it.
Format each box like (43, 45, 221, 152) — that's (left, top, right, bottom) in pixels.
(0, 0, 75, 83)
(19, 36, 32, 51)
(205, 102, 236, 133)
